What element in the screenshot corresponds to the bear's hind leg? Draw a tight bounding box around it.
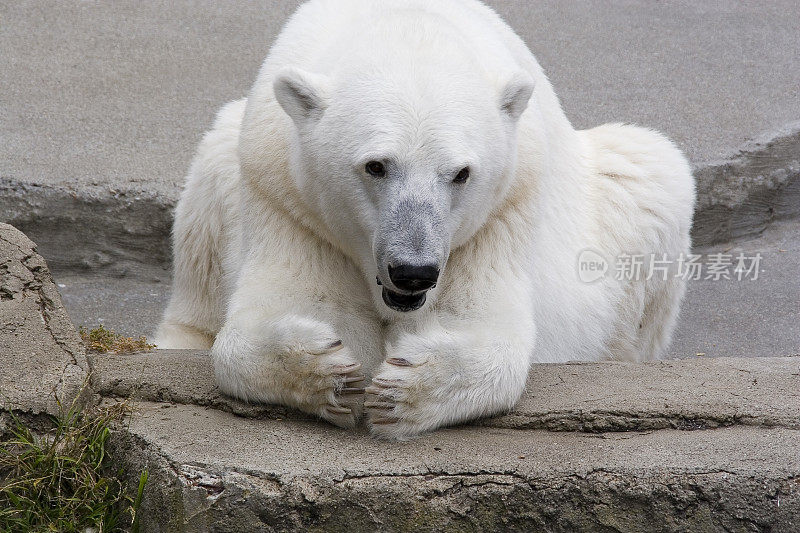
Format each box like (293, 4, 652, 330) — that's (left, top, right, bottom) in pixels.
(153, 99, 247, 349)
(153, 321, 214, 350)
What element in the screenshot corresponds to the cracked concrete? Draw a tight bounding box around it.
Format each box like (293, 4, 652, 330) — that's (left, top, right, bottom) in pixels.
(88, 349, 800, 530)
(0, 223, 88, 415)
(111, 401, 800, 532)
(89, 351, 800, 432)
(85, 342, 800, 531)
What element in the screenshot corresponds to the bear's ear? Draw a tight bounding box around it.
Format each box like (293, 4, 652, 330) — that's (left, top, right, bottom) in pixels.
(499, 72, 535, 121)
(273, 67, 330, 125)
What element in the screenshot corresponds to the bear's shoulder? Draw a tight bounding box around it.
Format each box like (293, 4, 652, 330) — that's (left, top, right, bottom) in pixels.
(578, 123, 696, 251)
(581, 123, 694, 206)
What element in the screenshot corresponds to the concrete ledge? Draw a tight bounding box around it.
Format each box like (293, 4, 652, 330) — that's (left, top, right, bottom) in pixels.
(90, 350, 300, 420)
(693, 123, 800, 245)
(88, 351, 800, 530)
(90, 351, 800, 432)
(112, 403, 800, 532)
(0, 178, 173, 276)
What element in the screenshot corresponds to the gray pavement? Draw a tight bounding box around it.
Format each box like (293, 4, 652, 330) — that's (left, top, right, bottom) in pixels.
(0, 0, 299, 199)
(2, 0, 799, 199)
(55, 274, 169, 340)
(669, 218, 800, 358)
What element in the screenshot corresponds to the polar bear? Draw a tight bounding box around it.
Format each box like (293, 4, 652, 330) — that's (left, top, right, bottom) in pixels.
(155, 0, 695, 439)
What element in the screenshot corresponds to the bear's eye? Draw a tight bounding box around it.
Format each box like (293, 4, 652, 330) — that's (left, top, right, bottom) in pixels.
(365, 161, 386, 177)
(453, 167, 470, 184)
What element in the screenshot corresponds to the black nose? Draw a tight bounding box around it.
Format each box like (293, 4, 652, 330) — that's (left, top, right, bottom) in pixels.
(388, 263, 439, 292)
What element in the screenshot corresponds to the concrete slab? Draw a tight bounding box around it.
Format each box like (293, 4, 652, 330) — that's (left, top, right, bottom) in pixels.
(112, 401, 800, 532)
(0, 0, 299, 199)
(88, 350, 800, 530)
(90, 350, 800, 431)
(0, 224, 88, 415)
(93, 353, 800, 527)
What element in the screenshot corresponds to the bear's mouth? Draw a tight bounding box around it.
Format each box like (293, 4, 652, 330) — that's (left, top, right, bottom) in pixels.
(382, 287, 427, 312)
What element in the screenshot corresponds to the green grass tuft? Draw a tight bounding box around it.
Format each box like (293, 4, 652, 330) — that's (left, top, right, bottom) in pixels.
(79, 325, 156, 354)
(0, 398, 148, 532)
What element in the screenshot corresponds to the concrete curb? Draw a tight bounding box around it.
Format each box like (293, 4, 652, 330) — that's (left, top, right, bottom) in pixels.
(3, 123, 799, 275)
(89, 350, 800, 433)
(0, 178, 174, 276)
(111, 405, 800, 532)
(693, 122, 800, 245)
(84, 350, 800, 531)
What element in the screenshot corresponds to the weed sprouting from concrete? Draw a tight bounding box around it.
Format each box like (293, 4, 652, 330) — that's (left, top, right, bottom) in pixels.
(0, 398, 148, 532)
(79, 325, 156, 354)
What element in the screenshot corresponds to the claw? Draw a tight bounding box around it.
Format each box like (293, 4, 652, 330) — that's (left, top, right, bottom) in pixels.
(340, 387, 366, 395)
(364, 385, 385, 396)
(324, 404, 352, 415)
(364, 400, 394, 409)
(386, 357, 413, 367)
(312, 340, 344, 355)
(372, 377, 404, 388)
(342, 375, 366, 384)
(330, 362, 362, 374)
(370, 416, 400, 425)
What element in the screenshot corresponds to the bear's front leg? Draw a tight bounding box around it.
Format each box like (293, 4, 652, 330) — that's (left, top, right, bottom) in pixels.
(210, 231, 379, 429)
(366, 291, 536, 440)
(213, 312, 367, 427)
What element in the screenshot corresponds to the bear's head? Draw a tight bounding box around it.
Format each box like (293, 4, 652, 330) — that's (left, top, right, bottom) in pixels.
(273, 60, 533, 313)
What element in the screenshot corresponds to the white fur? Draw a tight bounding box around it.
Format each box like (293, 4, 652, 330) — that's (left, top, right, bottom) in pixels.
(155, 0, 695, 439)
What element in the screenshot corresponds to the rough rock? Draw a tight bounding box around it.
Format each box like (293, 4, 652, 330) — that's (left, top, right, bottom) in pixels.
(0, 223, 88, 415)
